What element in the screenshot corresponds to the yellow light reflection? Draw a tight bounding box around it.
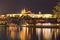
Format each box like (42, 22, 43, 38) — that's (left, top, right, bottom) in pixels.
(19, 27, 28, 40)
(9, 26, 17, 40)
(43, 28, 52, 40)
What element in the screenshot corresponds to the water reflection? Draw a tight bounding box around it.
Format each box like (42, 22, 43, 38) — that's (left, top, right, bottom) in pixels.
(0, 24, 60, 40)
(36, 28, 41, 40)
(20, 27, 27, 40)
(43, 28, 52, 40)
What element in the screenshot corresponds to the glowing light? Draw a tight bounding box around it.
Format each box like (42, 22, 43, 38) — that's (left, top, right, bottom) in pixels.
(26, 23, 29, 26)
(42, 14, 52, 18)
(19, 14, 22, 17)
(36, 23, 42, 26)
(22, 27, 26, 30)
(42, 23, 51, 26)
(1, 15, 5, 17)
(21, 8, 26, 14)
(57, 24, 60, 26)
(10, 14, 13, 17)
(20, 27, 26, 40)
(43, 28, 51, 39)
(38, 28, 41, 40)
(39, 11, 41, 14)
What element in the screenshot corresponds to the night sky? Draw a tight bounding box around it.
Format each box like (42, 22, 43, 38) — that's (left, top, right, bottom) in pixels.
(0, 0, 60, 14)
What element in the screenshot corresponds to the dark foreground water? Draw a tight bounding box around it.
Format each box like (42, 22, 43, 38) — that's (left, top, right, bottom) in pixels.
(0, 24, 60, 40)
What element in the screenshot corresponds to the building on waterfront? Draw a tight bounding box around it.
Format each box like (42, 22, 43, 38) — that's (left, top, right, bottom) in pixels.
(0, 9, 60, 40)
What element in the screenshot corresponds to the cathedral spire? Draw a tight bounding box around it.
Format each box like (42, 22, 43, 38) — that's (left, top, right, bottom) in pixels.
(21, 8, 27, 14)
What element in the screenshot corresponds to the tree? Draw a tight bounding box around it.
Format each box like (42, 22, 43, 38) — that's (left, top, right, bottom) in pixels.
(53, 1, 60, 18)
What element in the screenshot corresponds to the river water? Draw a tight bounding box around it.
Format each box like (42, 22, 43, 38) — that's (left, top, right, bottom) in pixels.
(0, 24, 60, 40)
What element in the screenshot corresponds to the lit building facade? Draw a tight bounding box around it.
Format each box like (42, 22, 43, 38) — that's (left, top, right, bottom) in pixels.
(0, 9, 60, 40)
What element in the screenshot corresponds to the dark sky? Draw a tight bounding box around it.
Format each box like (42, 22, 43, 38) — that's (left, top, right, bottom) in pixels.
(0, 0, 60, 14)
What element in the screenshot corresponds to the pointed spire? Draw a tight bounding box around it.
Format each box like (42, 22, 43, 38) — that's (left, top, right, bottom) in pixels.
(21, 8, 27, 14)
(39, 11, 41, 14)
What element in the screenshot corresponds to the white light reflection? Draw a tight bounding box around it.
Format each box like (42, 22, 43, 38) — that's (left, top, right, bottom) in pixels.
(22, 27, 26, 30)
(38, 28, 41, 40)
(42, 23, 51, 26)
